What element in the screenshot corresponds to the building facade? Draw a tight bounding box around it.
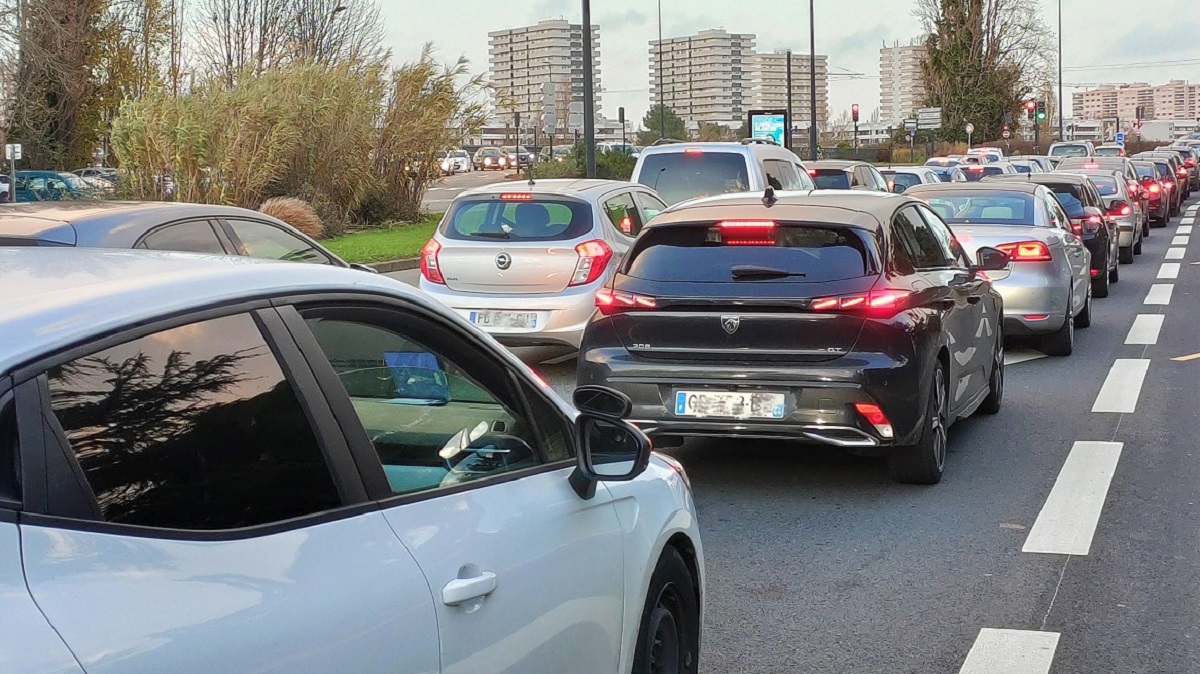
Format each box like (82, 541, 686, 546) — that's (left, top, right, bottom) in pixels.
(748, 49, 829, 132)
(1071, 81, 1200, 122)
(649, 29, 756, 129)
(488, 20, 601, 131)
(879, 40, 927, 126)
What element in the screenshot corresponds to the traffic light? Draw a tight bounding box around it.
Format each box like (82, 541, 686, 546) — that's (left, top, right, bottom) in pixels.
(1035, 100, 1047, 122)
(1025, 100, 1036, 121)
(851, 104, 860, 123)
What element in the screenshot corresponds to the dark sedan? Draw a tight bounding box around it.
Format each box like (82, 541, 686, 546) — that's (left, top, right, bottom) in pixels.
(578, 190, 1009, 485)
(0, 201, 369, 270)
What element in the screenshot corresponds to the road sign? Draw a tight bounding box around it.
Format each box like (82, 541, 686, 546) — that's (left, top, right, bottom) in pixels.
(917, 107, 943, 130)
(1002, 129, 1011, 139)
(1116, 132, 1126, 146)
(5, 143, 21, 161)
(965, 123, 975, 135)
(568, 112, 584, 130)
(542, 82, 555, 95)
(908, 129, 916, 138)
(568, 101, 584, 115)
(903, 118, 917, 130)
(543, 111, 558, 131)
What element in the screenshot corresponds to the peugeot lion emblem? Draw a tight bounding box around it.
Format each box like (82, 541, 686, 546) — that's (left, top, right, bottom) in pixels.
(495, 252, 512, 270)
(721, 315, 741, 335)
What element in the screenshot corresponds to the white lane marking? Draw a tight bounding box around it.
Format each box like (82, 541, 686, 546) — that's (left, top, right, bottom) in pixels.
(1166, 247, 1186, 260)
(1004, 347, 1047, 365)
(1125, 314, 1165, 345)
(1158, 262, 1181, 279)
(541, 352, 578, 365)
(958, 628, 1061, 674)
(1092, 359, 1151, 414)
(1023, 442, 1123, 556)
(1144, 283, 1174, 304)
(1172, 236, 1190, 246)
(1179, 225, 1195, 233)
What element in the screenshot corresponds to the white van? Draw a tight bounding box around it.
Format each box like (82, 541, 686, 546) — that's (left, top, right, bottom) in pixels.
(631, 139, 815, 205)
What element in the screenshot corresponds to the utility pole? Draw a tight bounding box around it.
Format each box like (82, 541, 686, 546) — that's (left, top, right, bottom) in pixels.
(1057, 0, 1064, 140)
(785, 50, 793, 149)
(581, 0, 596, 178)
(808, 0, 818, 160)
(657, 0, 665, 140)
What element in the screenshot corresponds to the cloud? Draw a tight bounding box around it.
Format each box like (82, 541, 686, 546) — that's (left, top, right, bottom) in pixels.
(599, 8, 650, 32)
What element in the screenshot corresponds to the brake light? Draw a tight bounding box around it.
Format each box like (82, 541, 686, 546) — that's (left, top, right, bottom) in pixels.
(718, 220, 776, 246)
(1164, 180, 1174, 190)
(684, 147, 703, 155)
(1108, 204, 1132, 217)
(1148, 183, 1161, 194)
(808, 168, 818, 176)
(499, 192, 533, 201)
(853, 402, 895, 439)
(996, 241, 1052, 261)
(809, 289, 913, 317)
(1187, 158, 1197, 167)
(595, 287, 657, 315)
(419, 238, 444, 284)
(1179, 167, 1188, 177)
(570, 239, 613, 286)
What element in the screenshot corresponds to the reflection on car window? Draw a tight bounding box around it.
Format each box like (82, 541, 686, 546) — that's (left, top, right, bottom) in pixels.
(303, 316, 560, 496)
(139, 221, 227, 255)
(226, 219, 331, 264)
(603, 193, 643, 237)
(45, 313, 340, 530)
(444, 199, 593, 242)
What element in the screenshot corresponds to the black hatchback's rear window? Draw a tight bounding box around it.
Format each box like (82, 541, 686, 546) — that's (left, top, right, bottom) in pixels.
(811, 170, 851, 190)
(442, 198, 593, 242)
(625, 224, 871, 283)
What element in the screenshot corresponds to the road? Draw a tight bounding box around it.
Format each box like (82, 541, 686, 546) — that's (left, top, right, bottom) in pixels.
(422, 168, 514, 212)
(392, 195, 1200, 673)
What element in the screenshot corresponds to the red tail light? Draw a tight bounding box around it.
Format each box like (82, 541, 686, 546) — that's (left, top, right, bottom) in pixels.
(1187, 158, 1196, 167)
(595, 287, 657, 315)
(853, 402, 895, 439)
(1148, 183, 1161, 195)
(1164, 180, 1174, 190)
(419, 239, 444, 284)
(1179, 167, 1188, 178)
(570, 239, 613, 286)
(718, 220, 776, 246)
(1108, 204, 1132, 217)
(810, 289, 913, 317)
(996, 241, 1052, 261)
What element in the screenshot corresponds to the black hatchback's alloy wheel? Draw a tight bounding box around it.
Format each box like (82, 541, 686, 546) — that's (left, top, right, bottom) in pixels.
(633, 548, 700, 674)
(980, 338, 1003, 415)
(889, 362, 948, 485)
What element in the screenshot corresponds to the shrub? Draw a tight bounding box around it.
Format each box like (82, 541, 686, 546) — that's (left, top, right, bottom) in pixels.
(260, 197, 324, 239)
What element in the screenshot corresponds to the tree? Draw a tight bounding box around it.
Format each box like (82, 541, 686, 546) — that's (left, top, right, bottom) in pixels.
(914, 0, 1052, 142)
(697, 121, 734, 142)
(636, 104, 687, 145)
(287, 0, 388, 69)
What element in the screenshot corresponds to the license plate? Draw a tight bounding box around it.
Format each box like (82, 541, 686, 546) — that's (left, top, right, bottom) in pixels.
(674, 391, 786, 419)
(469, 311, 537, 329)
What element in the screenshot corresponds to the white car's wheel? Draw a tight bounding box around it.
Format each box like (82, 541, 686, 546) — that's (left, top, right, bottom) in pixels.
(632, 547, 699, 674)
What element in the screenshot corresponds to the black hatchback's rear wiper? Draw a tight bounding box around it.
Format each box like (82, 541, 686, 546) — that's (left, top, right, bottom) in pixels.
(730, 265, 806, 280)
(470, 231, 510, 239)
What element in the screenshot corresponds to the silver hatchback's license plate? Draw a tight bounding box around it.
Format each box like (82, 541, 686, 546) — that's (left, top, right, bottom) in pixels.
(470, 311, 537, 329)
(674, 391, 786, 419)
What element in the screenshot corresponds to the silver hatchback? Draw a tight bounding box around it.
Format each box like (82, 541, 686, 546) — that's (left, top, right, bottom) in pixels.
(418, 179, 668, 348)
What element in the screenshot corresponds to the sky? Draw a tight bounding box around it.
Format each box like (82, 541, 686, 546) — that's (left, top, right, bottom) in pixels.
(379, 0, 1200, 128)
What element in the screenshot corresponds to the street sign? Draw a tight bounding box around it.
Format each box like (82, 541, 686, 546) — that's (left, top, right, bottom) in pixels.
(543, 112, 558, 131)
(1116, 132, 1126, 146)
(917, 107, 943, 130)
(568, 102, 584, 115)
(908, 129, 916, 138)
(568, 112, 584, 130)
(1002, 129, 1011, 139)
(542, 82, 555, 95)
(5, 144, 21, 161)
(903, 118, 917, 130)
(965, 123, 975, 135)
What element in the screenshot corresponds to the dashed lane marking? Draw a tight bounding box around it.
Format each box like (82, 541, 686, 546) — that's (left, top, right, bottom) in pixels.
(1004, 347, 1047, 366)
(1092, 359, 1151, 414)
(1171, 236, 1190, 246)
(1023, 442, 1124, 556)
(1144, 284, 1174, 305)
(1179, 225, 1194, 234)
(1166, 248, 1186, 260)
(1125, 315, 1165, 345)
(1158, 262, 1181, 279)
(958, 628, 1060, 674)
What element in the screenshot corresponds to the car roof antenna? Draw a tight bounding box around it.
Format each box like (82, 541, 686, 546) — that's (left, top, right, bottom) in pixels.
(762, 186, 777, 207)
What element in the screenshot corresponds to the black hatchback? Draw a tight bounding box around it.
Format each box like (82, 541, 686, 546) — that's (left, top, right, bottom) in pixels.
(578, 190, 1009, 484)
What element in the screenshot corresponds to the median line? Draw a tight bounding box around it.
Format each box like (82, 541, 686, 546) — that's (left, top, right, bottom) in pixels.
(958, 628, 1060, 674)
(1092, 360, 1151, 414)
(1023, 441, 1124, 555)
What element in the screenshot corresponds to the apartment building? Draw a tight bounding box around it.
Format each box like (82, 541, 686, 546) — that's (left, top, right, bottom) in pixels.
(1072, 81, 1200, 122)
(749, 49, 829, 131)
(488, 20, 601, 126)
(879, 40, 927, 126)
(649, 29, 756, 128)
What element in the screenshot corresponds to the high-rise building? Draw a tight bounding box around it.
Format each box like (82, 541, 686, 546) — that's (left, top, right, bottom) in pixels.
(879, 40, 927, 126)
(488, 19, 601, 131)
(1071, 81, 1200, 121)
(649, 29, 756, 128)
(749, 49, 829, 132)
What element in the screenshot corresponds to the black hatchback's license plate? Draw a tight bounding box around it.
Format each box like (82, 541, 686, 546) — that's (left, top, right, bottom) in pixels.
(673, 391, 785, 419)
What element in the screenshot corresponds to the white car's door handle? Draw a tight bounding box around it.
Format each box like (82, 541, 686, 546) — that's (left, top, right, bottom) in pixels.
(442, 572, 497, 606)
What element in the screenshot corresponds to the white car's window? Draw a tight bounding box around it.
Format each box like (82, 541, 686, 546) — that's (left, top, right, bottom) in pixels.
(301, 311, 570, 497)
(44, 313, 341, 530)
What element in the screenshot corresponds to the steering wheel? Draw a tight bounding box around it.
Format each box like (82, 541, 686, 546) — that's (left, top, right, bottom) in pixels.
(439, 433, 536, 486)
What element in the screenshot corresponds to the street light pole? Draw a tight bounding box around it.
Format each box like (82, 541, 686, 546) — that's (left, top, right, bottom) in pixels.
(808, 0, 818, 159)
(1057, 0, 1064, 140)
(785, 50, 793, 149)
(657, 0, 665, 139)
(581, 0, 596, 178)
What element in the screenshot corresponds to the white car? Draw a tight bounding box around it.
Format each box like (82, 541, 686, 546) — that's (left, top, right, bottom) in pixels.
(0, 247, 703, 674)
(441, 150, 473, 175)
(879, 166, 943, 193)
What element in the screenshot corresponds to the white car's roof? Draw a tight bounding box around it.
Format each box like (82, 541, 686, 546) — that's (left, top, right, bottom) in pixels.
(0, 248, 430, 375)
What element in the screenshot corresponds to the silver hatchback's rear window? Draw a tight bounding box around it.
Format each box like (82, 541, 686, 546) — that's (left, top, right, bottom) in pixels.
(442, 198, 594, 242)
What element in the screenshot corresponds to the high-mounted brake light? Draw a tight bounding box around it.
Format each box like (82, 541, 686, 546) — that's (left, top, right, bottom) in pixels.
(854, 402, 895, 439)
(996, 241, 1052, 262)
(570, 239, 613, 286)
(684, 147, 704, 155)
(595, 287, 657, 315)
(499, 192, 533, 201)
(419, 238, 445, 284)
(718, 220, 777, 246)
(810, 289, 914, 317)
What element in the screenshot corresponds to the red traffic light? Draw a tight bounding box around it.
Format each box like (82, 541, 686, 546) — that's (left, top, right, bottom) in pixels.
(851, 104, 860, 123)
(1025, 100, 1036, 111)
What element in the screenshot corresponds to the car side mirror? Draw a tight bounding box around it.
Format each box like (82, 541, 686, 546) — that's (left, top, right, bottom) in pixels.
(568, 416, 653, 499)
(573, 385, 633, 419)
(973, 246, 1010, 272)
(1108, 200, 1128, 212)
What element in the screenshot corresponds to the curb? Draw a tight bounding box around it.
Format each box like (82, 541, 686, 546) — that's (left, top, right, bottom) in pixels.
(371, 258, 419, 273)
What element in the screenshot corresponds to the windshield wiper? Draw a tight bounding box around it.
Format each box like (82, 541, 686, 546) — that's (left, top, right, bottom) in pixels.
(731, 265, 806, 280)
(470, 231, 510, 239)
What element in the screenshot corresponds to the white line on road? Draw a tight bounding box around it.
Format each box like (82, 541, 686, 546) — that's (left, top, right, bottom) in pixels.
(1144, 283, 1174, 305)
(1092, 359, 1151, 414)
(1004, 347, 1048, 366)
(1172, 236, 1190, 246)
(1166, 247, 1186, 260)
(1179, 225, 1195, 233)
(958, 628, 1060, 674)
(1125, 314, 1165, 345)
(1023, 442, 1123, 556)
(1158, 262, 1181, 279)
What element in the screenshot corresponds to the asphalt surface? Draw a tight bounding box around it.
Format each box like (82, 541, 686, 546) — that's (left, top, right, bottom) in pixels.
(396, 193, 1200, 673)
(421, 168, 514, 212)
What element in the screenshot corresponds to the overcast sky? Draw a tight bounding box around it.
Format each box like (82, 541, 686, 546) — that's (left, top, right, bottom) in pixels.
(380, 0, 1200, 126)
